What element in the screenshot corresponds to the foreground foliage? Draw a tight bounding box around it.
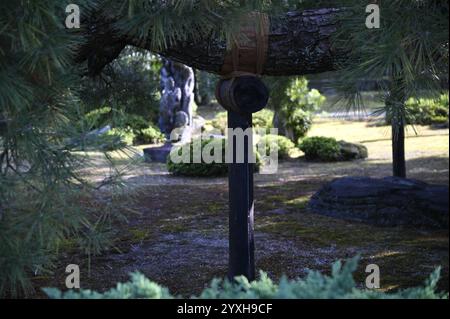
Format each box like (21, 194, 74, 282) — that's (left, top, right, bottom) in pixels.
(44, 257, 447, 299)
(0, 1, 127, 296)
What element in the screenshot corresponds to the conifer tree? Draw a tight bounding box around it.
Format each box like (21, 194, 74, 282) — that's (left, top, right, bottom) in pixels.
(0, 1, 126, 296)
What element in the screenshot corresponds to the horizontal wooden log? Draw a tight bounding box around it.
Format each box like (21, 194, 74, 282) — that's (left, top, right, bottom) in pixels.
(77, 8, 345, 76)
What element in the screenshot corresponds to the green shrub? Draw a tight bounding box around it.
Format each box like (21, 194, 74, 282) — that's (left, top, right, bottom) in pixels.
(209, 109, 275, 135)
(43, 257, 447, 299)
(299, 136, 341, 162)
(167, 138, 229, 177)
(404, 93, 449, 125)
(274, 77, 325, 142)
(167, 138, 260, 177)
(121, 114, 151, 131)
(299, 137, 368, 162)
(83, 110, 165, 147)
(286, 78, 326, 113)
(105, 128, 136, 148)
(253, 109, 275, 132)
(209, 112, 228, 135)
(258, 135, 296, 160)
(196, 71, 219, 106)
(286, 109, 313, 140)
(134, 125, 165, 145)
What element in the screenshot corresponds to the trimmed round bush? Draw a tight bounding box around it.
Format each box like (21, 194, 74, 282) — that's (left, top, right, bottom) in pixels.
(167, 138, 228, 177)
(258, 134, 296, 160)
(167, 138, 261, 177)
(299, 136, 341, 162)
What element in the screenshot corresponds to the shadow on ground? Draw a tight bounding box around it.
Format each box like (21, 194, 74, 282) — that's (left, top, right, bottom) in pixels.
(31, 156, 449, 297)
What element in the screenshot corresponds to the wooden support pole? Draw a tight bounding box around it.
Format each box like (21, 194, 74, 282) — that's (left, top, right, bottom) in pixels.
(227, 111, 255, 281)
(216, 75, 268, 281)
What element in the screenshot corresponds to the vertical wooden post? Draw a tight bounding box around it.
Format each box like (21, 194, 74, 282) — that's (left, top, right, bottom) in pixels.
(227, 111, 255, 281)
(216, 75, 269, 281)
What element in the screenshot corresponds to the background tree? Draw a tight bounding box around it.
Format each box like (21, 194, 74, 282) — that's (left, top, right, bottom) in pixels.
(195, 70, 218, 107)
(332, 0, 449, 178)
(268, 77, 326, 143)
(80, 46, 162, 124)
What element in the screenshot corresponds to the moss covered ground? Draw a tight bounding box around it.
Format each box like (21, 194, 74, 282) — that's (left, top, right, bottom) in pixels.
(30, 118, 449, 298)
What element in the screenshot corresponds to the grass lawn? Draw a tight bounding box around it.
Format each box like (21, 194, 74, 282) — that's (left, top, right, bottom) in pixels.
(309, 119, 449, 161)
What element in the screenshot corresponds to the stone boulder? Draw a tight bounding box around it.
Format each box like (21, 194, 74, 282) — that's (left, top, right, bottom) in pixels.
(308, 176, 449, 229)
(143, 142, 173, 163)
(338, 141, 368, 160)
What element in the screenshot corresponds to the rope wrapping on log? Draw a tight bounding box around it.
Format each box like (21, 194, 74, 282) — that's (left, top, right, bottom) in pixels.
(220, 12, 270, 78)
(216, 12, 270, 114)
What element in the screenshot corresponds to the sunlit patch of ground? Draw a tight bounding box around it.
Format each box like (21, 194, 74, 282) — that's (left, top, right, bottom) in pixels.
(30, 118, 448, 298)
(309, 119, 449, 160)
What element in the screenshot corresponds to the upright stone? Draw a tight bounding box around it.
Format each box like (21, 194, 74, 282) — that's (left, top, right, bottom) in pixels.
(145, 59, 196, 163)
(159, 59, 195, 141)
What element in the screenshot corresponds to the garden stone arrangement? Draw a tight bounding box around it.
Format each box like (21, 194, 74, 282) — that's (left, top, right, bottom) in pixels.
(309, 176, 449, 229)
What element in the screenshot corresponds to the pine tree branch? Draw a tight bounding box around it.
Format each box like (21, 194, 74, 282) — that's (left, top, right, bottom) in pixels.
(77, 8, 346, 76)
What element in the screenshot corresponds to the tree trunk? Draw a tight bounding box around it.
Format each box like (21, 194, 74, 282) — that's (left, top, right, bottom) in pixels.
(392, 120, 406, 178)
(388, 77, 407, 178)
(78, 8, 345, 77)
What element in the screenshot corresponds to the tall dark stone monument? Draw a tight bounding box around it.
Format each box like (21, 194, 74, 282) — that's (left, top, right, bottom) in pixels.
(159, 59, 195, 139)
(144, 59, 196, 162)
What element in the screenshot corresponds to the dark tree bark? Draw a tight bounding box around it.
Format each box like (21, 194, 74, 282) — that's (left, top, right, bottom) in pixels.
(388, 77, 408, 178)
(392, 121, 406, 178)
(77, 8, 345, 77)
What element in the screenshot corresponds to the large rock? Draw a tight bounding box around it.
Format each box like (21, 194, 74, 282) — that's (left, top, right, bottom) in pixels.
(143, 142, 173, 163)
(338, 141, 368, 160)
(308, 176, 449, 229)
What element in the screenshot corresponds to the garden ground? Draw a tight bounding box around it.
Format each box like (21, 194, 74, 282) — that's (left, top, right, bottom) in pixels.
(30, 115, 449, 298)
